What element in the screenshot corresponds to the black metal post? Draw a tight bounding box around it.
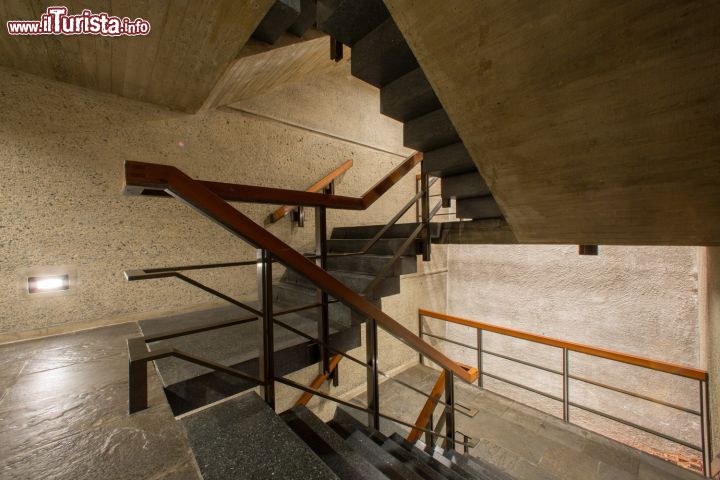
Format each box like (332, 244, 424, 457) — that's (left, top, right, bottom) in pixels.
(418, 312, 424, 366)
(562, 348, 570, 421)
(477, 329, 483, 388)
(330, 37, 343, 62)
(421, 172, 431, 261)
(128, 359, 147, 414)
(415, 175, 421, 223)
(366, 317, 380, 430)
(258, 249, 275, 409)
(425, 411, 434, 448)
(444, 370, 456, 450)
(700, 379, 711, 477)
(316, 185, 331, 382)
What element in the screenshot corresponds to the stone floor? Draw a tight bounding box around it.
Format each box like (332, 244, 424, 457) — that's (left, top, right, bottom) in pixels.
(365, 364, 704, 480)
(0, 323, 201, 480)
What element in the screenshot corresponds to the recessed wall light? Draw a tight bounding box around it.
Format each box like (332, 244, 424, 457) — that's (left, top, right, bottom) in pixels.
(578, 245, 599, 256)
(27, 274, 70, 294)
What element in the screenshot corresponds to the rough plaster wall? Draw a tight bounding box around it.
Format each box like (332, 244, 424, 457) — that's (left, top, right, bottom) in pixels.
(443, 244, 701, 459)
(0, 64, 430, 346)
(707, 247, 720, 457)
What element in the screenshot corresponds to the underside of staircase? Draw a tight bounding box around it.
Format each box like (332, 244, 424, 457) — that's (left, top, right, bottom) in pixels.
(318, 0, 505, 222)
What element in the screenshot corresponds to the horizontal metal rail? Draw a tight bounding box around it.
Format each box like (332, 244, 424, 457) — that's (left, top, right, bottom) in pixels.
(419, 309, 711, 475)
(275, 376, 476, 448)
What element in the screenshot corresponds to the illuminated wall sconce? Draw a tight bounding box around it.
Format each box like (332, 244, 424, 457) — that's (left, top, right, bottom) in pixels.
(578, 245, 599, 256)
(27, 274, 70, 294)
(19, 266, 76, 298)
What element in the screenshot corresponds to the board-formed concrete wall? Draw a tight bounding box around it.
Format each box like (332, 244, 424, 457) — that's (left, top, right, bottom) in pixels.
(705, 247, 720, 463)
(440, 244, 702, 462)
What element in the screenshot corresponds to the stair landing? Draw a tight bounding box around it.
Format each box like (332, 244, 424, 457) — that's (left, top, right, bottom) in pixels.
(360, 364, 703, 480)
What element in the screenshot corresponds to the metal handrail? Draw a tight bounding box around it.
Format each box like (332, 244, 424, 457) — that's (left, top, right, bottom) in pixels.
(418, 309, 713, 476)
(122, 161, 471, 382)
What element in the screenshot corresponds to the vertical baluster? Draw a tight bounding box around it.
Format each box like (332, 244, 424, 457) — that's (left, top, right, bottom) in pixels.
(258, 249, 275, 409)
(421, 172, 431, 261)
(366, 317, 380, 430)
(425, 412, 434, 448)
(418, 312, 424, 366)
(700, 379, 711, 477)
(562, 348, 570, 422)
(477, 329, 483, 388)
(444, 370, 456, 450)
(315, 199, 330, 380)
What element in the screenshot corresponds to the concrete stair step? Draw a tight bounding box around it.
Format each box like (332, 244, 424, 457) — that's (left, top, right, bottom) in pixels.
(456, 196, 503, 220)
(181, 392, 338, 480)
(381, 437, 448, 480)
(288, 0, 316, 37)
(253, 0, 302, 44)
(327, 254, 418, 277)
(331, 222, 441, 240)
(404, 109, 460, 152)
(441, 172, 492, 200)
(346, 431, 425, 480)
(317, 0, 389, 46)
(381, 68, 441, 122)
(281, 268, 400, 300)
(387, 433, 472, 480)
(422, 143, 477, 178)
(328, 238, 422, 256)
(351, 17, 419, 88)
(282, 406, 390, 480)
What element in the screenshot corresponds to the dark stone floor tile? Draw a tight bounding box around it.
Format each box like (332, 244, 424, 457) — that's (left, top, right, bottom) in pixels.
(1, 403, 196, 480)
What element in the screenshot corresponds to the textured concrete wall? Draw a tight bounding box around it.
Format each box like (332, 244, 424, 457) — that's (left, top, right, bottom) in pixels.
(442, 245, 702, 459)
(706, 248, 720, 457)
(0, 64, 426, 346)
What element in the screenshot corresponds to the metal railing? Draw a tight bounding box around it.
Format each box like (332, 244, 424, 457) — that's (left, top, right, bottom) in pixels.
(123, 156, 475, 452)
(418, 309, 713, 477)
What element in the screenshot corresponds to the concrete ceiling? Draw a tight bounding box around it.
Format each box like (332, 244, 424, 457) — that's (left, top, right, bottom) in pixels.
(0, 0, 275, 112)
(385, 0, 720, 246)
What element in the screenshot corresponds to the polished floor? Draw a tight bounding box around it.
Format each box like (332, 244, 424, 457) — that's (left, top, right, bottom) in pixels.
(0, 323, 201, 480)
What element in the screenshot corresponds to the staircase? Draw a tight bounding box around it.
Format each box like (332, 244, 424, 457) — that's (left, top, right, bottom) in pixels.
(317, 0, 504, 221)
(182, 390, 511, 480)
(140, 221, 442, 415)
(253, 0, 317, 44)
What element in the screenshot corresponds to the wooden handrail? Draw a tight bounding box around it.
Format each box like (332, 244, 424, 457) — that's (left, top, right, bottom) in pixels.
(407, 362, 478, 444)
(269, 159, 353, 224)
(123, 161, 473, 383)
(295, 354, 342, 407)
(124, 152, 421, 210)
(419, 309, 708, 381)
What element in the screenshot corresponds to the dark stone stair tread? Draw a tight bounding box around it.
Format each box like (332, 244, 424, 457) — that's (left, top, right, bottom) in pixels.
(181, 392, 338, 480)
(347, 431, 425, 480)
(455, 196, 503, 220)
(327, 238, 422, 256)
(351, 17, 419, 88)
(288, 0, 316, 37)
(381, 68, 441, 122)
(326, 254, 418, 277)
(441, 172, 491, 200)
(413, 439, 516, 480)
(281, 268, 400, 300)
(288, 406, 390, 480)
(253, 0, 302, 44)
(422, 143, 477, 178)
(317, 0, 389, 46)
(388, 433, 471, 480)
(281, 410, 377, 480)
(404, 109, 460, 153)
(272, 282, 378, 327)
(381, 439, 447, 480)
(330, 223, 441, 240)
(145, 310, 329, 387)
